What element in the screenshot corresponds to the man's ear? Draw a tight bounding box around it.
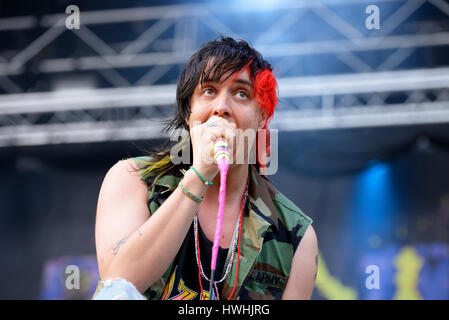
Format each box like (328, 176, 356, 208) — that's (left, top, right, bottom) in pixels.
(258, 109, 270, 129)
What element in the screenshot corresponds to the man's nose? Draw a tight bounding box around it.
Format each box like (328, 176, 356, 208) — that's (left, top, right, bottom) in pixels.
(212, 94, 232, 118)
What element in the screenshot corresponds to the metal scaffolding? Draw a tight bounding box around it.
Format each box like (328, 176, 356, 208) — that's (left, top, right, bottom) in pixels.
(0, 0, 448, 146)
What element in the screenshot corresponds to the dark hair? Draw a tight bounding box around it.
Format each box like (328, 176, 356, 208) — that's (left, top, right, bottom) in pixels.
(167, 36, 273, 132)
(135, 36, 274, 181)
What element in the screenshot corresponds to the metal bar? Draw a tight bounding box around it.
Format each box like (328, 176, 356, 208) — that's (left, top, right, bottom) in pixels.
(270, 101, 449, 131)
(0, 16, 37, 31)
(10, 18, 66, 66)
(18, 31, 448, 75)
(0, 119, 168, 146)
(12, 0, 405, 28)
(1, 67, 449, 114)
(1, 101, 448, 147)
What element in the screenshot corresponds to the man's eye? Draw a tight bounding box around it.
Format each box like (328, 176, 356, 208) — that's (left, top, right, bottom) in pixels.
(203, 88, 215, 96)
(236, 91, 248, 99)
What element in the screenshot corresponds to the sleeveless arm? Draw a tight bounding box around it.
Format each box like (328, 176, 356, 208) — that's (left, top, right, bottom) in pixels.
(281, 224, 318, 300)
(95, 159, 210, 293)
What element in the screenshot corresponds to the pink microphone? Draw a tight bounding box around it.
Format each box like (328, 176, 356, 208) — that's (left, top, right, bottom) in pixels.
(209, 137, 230, 299)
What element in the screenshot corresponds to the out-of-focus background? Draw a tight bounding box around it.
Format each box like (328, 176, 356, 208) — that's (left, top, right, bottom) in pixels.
(1, 0, 448, 300)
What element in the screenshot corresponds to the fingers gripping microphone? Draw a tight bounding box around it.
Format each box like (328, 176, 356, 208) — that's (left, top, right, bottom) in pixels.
(209, 137, 230, 299)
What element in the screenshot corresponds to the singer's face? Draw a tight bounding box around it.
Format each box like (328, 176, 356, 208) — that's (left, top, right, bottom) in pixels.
(188, 69, 263, 128)
(187, 68, 268, 164)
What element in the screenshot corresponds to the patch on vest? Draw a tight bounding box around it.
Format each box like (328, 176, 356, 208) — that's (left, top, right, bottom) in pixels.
(248, 270, 287, 290)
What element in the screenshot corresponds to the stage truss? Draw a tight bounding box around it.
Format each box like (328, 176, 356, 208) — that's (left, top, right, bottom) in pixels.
(0, 0, 448, 146)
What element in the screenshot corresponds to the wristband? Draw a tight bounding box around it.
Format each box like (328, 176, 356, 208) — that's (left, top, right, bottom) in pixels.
(190, 166, 213, 186)
(179, 183, 203, 204)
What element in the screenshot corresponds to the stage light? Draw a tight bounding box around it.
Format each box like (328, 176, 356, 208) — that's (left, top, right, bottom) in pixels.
(353, 160, 397, 247)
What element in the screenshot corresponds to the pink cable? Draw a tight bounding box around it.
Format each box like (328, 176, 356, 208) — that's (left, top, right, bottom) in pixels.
(209, 138, 230, 299)
(211, 157, 228, 270)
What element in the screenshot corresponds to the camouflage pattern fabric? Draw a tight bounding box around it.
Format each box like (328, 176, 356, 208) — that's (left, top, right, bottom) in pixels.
(93, 156, 313, 300)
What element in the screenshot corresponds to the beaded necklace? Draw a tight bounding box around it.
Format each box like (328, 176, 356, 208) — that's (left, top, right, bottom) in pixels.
(194, 176, 249, 300)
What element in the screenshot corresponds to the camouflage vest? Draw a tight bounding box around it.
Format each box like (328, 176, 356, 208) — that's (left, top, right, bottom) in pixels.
(94, 156, 313, 300)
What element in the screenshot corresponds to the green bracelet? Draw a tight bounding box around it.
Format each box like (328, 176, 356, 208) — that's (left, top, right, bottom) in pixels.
(179, 183, 203, 203)
(190, 166, 213, 185)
